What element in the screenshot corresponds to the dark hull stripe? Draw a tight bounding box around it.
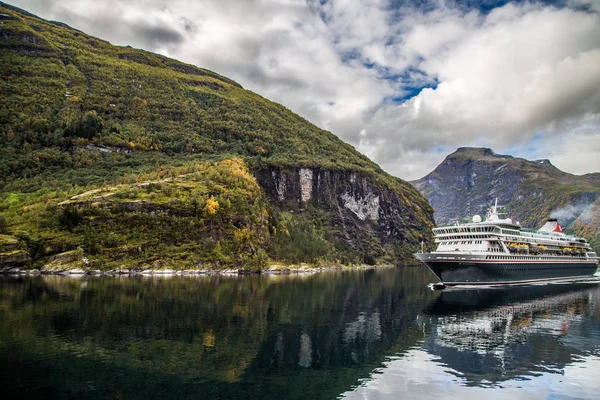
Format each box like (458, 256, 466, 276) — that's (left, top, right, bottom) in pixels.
(423, 259, 597, 264)
(417, 258, 598, 285)
(442, 275, 595, 286)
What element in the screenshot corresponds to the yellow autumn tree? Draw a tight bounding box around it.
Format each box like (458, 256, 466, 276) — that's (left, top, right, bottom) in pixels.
(233, 228, 251, 249)
(204, 196, 220, 216)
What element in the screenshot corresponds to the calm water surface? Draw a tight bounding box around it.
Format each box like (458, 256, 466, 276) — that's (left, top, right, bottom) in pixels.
(1, 266, 600, 399)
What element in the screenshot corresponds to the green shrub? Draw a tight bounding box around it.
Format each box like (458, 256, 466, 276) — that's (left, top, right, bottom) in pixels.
(103, 232, 122, 247)
(58, 206, 82, 231)
(0, 215, 7, 234)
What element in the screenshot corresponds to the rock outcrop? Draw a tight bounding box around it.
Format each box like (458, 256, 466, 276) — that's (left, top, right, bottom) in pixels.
(0, 234, 28, 271)
(256, 167, 432, 257)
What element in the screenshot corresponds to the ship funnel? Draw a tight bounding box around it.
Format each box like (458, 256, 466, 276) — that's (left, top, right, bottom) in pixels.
(538, 218, 564, 234)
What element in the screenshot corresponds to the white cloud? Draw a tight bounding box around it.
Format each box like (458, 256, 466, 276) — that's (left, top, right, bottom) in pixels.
(341, 349, 600, 399)
(8, 0, 600, 180)
(359, 3, 600, 178)
(513, 117, 600, 175)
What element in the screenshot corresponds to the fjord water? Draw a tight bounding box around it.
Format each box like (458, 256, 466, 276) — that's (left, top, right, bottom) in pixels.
(1, 268, 599, 399)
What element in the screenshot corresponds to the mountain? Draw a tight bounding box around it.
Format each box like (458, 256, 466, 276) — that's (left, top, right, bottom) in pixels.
(411, 147, 600, 250)
(0, 2, 433, 271)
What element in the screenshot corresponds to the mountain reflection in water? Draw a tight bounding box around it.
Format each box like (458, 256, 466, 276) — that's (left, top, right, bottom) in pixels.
(1, 268, 599, 399)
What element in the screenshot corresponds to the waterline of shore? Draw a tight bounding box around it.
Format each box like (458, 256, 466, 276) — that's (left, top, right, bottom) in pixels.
(0, 264, 396, 276)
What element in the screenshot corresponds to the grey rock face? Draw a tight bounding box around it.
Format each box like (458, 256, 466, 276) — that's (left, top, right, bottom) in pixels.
(299, 168, 313, 203)
(340, 190, 379, 221)
(0, 250, 30, 270)
(254, 167, 430, 250)
(412, 148, 526, 224)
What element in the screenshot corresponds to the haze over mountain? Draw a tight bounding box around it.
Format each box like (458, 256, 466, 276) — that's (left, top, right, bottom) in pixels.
(0, 2, 433, 272)
(412, 147, 600, 250)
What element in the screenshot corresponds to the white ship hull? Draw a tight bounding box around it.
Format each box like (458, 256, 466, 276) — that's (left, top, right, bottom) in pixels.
(415, 199, 599, 285)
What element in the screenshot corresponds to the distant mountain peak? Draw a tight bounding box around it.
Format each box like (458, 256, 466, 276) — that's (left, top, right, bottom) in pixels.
(411, 148, 600, 251)
(449, 147, 514, 160)
(455, 147, 495, 155)
(533, 159, 554, 168)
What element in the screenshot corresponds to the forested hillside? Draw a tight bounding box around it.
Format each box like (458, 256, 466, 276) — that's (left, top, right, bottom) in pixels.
(0, 2, 433, 272)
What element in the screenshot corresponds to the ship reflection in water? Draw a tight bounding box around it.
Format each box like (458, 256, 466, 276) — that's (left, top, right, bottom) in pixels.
(427, 283, 599, 385)
(344, 280, 600, 399)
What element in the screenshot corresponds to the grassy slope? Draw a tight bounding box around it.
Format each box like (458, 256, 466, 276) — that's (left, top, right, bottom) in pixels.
(0, 3, 433, 270)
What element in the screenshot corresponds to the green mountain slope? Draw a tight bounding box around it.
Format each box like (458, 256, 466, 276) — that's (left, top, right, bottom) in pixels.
(0, 3, 433, 271)
(411, 147, 600, 251)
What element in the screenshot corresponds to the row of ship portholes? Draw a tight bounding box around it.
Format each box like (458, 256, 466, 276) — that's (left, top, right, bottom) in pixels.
(500, 265, 565, 270)
(487, 256, 556, 260)
(509, 249, 586, 256)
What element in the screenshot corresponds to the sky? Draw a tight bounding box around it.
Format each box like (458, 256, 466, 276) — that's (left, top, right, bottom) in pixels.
(9, 0, 600, 180)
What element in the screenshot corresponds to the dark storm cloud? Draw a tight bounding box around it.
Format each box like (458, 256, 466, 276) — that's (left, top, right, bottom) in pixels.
(181, 17, 197, 33)
(132, 23, 184, 47)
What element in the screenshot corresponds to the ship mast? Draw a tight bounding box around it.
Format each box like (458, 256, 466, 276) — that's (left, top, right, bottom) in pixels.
(486, 198, 506, 222)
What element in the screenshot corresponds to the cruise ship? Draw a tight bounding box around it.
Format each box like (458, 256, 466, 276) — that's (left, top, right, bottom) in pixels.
(415, 200, 599, 285)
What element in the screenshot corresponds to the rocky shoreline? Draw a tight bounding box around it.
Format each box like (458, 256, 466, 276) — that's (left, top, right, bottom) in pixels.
(0, 264, 394, 277)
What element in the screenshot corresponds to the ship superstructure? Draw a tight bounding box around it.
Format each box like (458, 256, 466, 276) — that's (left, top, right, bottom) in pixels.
(415, 200, 599, 285)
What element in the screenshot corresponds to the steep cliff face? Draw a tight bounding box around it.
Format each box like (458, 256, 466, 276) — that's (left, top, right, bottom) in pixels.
(412, 147, 600, 250)
(256, 167, 433, 262)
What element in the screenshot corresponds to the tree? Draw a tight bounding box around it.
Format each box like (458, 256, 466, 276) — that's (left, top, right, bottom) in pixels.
(79, 111, 104, 139)
(204, 197, 220, 216)
(0, 215, 8, 234)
